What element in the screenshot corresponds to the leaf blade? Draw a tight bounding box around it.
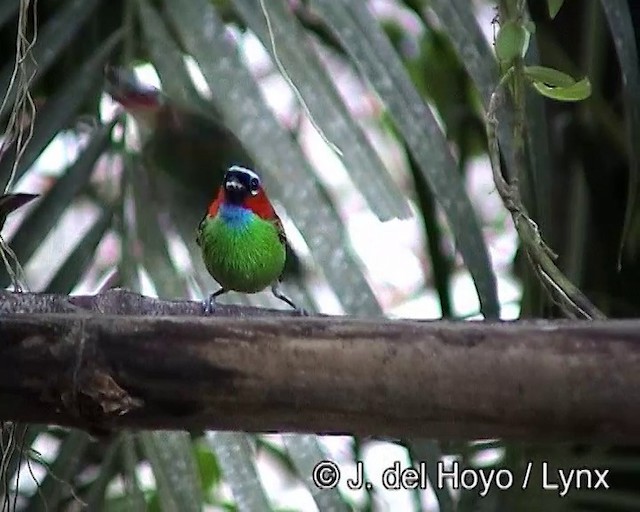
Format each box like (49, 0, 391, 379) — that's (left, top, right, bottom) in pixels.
(310, 0, 499, 318)
(282, 434, 349, 512)
(522, 38, 554, 240)
(140, 431, 203, 512)
(206, 431, 271, 512)
(600, 0, 640, 266)
(119, 432, 147, 511)
(0, 30, 122, 192)
(0, 193, 38, 231)
(496, 20, 529, 63)
(524, 65, 577, 87)
(548, 0, 566, 19)
(407, 440, 454, 512)
(131, 162, 189, 298)
(231, 0, 410, 221)
(45, 203, 115, 293)
(425, 2, 524, 197)
(84, 436, 122, 510)
(0, 119, 117, 287)
(24, 430, 90, 512)
(531, 77, 592, 101)
(135, 0, 203, 106)
(0, 0, 103, 119)
(159, 0, 382, 315)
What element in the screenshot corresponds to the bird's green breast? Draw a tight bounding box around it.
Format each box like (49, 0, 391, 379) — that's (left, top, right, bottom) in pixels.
(199, 212, 286, 293)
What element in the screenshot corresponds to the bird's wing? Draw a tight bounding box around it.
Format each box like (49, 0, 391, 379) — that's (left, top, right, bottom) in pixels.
(196, 213, 206, 247)
(197, 193, 223, 246)
(273, 213, 287, 246)
(273, 213, 289, 283)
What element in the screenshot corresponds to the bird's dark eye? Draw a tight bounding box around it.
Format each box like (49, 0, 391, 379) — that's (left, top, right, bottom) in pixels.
(249, 177, 260, 194)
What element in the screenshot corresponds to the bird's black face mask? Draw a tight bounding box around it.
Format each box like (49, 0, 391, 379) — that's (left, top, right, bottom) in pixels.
(223, 166, 261, 204)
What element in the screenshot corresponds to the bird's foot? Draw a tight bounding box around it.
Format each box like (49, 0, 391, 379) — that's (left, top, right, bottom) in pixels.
(294, 306, 309, 316)
(202, 288, 228, 315)
(271, 283, 309, 316)
(202, 295, 216, 315)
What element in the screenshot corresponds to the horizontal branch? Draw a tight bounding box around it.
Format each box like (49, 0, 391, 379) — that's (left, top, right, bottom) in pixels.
(1, 290, 638, 440)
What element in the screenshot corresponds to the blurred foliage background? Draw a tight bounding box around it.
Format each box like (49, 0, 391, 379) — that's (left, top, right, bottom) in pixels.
(0, 0, 639, 510)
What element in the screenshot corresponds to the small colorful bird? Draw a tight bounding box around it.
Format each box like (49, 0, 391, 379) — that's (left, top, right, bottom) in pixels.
(197, 165, 302, 313)
(105, 66, 303, 280)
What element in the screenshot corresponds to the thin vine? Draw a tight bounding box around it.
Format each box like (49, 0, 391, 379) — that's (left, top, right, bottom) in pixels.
(487, 3, 605, 319)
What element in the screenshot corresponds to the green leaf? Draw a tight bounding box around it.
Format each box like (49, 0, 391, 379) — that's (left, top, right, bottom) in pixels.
(309, 0, 499, 318)
(45, 203, 115, 293)
(0, 30, 122, 192)
(0, 119, 117, 287)
(524, 65, 577, 87)
(0, 193, 38, 231)
(231, 0, 411, 222)
(140, 431, 202, 512)
(0, 0, 102, 119)
(282, 434, 349, 512)
(547, 0, 565, 19)
(495, 20, 529, 63)
(206, 432, 271, 512)
(531, 77, 592, 101)
(160, 0, 382, 315)
(194, 440, 221, 494)
(600, 0, 640, 266)
(25, 430, 90, 512)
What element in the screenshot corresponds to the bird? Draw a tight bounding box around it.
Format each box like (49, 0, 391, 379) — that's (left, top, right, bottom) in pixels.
(196, 165, 303, 314)
(104, 65, 303, 279)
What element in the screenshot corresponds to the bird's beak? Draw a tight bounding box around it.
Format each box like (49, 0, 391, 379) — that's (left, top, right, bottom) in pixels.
(225, 177, 245, 192)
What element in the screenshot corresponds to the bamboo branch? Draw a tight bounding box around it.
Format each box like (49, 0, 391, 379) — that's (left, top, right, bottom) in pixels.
(0, 290, 638, 440)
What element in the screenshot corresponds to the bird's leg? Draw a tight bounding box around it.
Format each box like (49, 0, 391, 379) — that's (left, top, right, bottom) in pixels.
(271, 282, 308, 315)
(203, 288, 227, 315)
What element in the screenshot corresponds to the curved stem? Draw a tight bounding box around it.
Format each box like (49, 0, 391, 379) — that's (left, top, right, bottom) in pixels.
(486, 67, 605, 319)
